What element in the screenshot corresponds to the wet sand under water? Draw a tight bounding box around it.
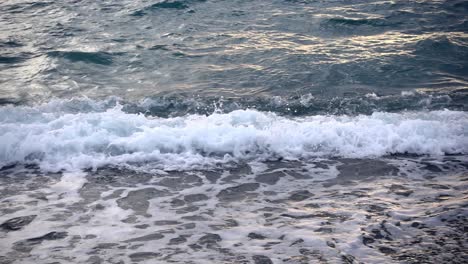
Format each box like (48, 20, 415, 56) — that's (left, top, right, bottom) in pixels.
(0, 157, 467, 264)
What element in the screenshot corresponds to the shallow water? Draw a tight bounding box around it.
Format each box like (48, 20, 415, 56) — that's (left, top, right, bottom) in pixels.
(0, 0, 467, 263)
(1, 158, 467, 263)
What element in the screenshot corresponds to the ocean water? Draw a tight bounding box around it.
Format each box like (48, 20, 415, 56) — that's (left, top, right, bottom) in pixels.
(0, 0, 467, 263)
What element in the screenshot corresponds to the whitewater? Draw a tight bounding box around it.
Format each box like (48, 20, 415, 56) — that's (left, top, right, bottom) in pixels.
(1, 101, 466, 172)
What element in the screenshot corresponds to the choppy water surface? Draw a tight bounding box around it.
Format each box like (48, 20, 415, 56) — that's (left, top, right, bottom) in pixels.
(1, 0, 467, 110)
(0, 0, 467, 263)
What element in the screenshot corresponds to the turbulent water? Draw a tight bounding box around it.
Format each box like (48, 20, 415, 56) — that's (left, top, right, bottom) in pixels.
(0, 0, 467, 263)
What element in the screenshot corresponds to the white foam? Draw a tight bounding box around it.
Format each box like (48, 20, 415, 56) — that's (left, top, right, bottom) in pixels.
(0, 102, 467, 172)
(49, 172, 87, 201)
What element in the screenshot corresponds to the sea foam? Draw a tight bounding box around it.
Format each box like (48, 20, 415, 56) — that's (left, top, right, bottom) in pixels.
(0, 102, 466, 172)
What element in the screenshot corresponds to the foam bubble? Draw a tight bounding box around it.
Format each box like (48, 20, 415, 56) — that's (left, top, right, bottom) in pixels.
(0, 102, 466, 172)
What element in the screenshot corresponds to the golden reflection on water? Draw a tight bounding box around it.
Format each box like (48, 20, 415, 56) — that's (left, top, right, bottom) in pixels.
(219, 31, 467, 65)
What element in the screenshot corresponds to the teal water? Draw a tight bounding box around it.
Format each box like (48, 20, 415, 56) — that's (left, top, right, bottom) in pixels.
(0, 1, 467, 263)
(0, 0, 467, 114)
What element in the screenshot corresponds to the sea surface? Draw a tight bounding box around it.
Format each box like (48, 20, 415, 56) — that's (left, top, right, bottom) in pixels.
(0, 0, 467, 263)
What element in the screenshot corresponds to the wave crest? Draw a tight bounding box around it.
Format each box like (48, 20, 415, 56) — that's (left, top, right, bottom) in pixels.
(0, 104, 466, 172)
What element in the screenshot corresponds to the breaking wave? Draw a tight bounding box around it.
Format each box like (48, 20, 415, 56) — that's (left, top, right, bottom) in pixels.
(0, 99, 466, 172)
